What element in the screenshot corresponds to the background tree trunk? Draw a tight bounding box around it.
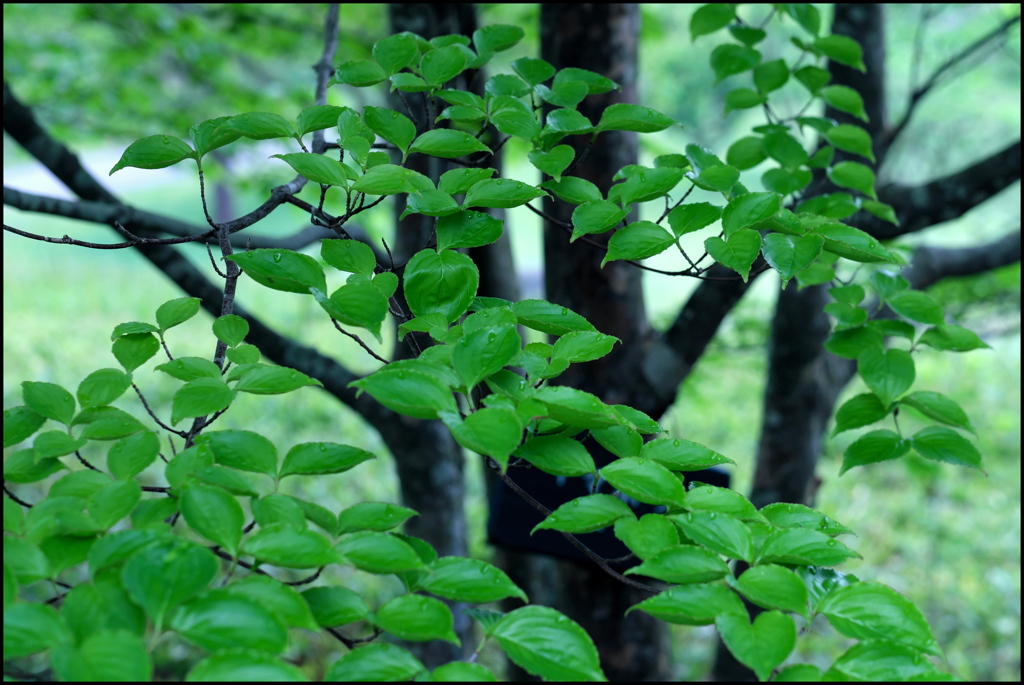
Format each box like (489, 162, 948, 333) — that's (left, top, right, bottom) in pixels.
(494, 4, 672, 681)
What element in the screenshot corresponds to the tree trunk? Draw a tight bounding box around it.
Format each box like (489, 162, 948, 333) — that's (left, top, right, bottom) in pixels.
(711, 4, 886, 680)
(495, 4, 672, 681)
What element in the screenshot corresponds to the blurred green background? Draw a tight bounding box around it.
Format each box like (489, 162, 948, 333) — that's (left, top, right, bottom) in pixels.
(4, 4, 1019, 680)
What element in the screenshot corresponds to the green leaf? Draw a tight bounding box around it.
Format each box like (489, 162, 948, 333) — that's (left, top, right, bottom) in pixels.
(234, 365, 321, 395)
(728, 565, 809, 617)
(350, 362, 456, 420)
(243, 524, 340, 569)
(595, 103, 676, 134)
(619, 167, 685, 205)
(753, 59, 789, 93)
(4, 405, 46, 447)
(710, 44, 761, 83)
(722, 192, 779, 237)
(189, 117, 241, 160)
(32, 431, 83, 459)
(841, 429, 911, 474)
(404, 249, 479, 322)
(761, 503, 853, 537)
(4, 450, 66, 483)
(109, 135, 195, 175)
(492, 606, 605, 682)
(756, 527, 860, 566)
(552, 330, 619, 364)
(628, 583, 745, 625)
(862, 199, 899, 225)
(437, 168, 493, 196)
(473, 24, 525, 54)
(571, 200, 628, 242)
(464, 178, 546, 209)
(334, 58, 387, 87)
(543, 107, 593, 134)
(512, 57, 556, 86)
(667, 203, 722, 238)
(529, 145, 574, 181)
(296, 105, 348, 137)
(410, 129, 490, 159)
(824, 124, 875, 162)
(75, 369, 131, 410)
(271, 152, 350, 187)
(121, 539, 217, 629)
(626, 544, 729, 584)
(515, 435, 595, 477)
(610, 513, 675, 561)
(887, 290, 944, 325)
(321, 239, 376, 276)
(374, 594, 459, 645)
(352, 164, 430, 195)
(212, 315, 248, 347)
(640, 437, 735, 470)
(532, 493, 633, 535)
(685, 485, 763, 522)
(832, 393, 890, 436)
(690, 4, 735, 41)
(420, 44, 467, 87)
(542, 177, 602, 205)
(794, 65, 830, 94)
(726, 136, 767, 170)
(917, 324, 990, 352)
(111, 333, 160, 372)
(325, 644, 425, 682)
(533, 386, 619, 429)
(3, 603, 72, 659)
(820, 85, 868, 121)
(488, 73, 532, 98)
(389, 72, 432, 93)
(170, 378, 234, 425)
(762, 233, 823, 287)
(436, 210, 503, 250)
(448, 408, 523, 470)
(724, 88, 766, 115)
(51, 629, 152, 682)
(673, 510, 753, 561)
(373, 34, 419, 75)
(602, 221, 675, 266)
(693, 164, 740, 193)
(280, 442, 375, 479)
(226, 112, 295, 140)
(900, 391, 974, 433)
(826, 641, 942, 681)
(814, 35, 866, 72)
(431, 662, 498, 682)
(154, 297, 200, 333)
(187, 651, 307, 682)
(336, 531, 425, 574)
(452, 324, 520, 390)
(819, 582, 941, 655)
(491, 99, 542, 140)
(180, 484, 244, 556)
(814, 222, 896, 263)
(601, 457, 687, 507)
(858, 348, 914, 407)
(513, 299, 595, 336)
(912, 426, 984, 471)
(704, 230, 762, 282)
(170, 591, 287, 653)
(716, 611, 796, 682)
(194, 430, 277, 476)
(827, 161, 877, 199)
(22, 381, 76, 426)
(336, 502, 415, 535)
(401, 188, 464, 219)
(302, 586, 370, 627)
(226, 248, 326, 294)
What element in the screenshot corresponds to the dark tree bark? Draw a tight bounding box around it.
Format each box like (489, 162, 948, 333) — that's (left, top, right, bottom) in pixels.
(494, 5, 672, 681)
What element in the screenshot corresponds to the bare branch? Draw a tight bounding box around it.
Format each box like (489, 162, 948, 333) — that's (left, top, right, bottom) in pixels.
(881, 14, 1021, 157)
(906, 228, 1021, 290)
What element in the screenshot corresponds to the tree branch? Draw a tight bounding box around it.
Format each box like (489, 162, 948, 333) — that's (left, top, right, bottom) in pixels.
(3, 80, 397, 432)
(880, 14, 1021, 158)
(905, 228, 1021, 290)
(862, 141, 1021, 240)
